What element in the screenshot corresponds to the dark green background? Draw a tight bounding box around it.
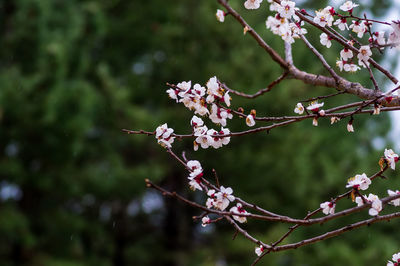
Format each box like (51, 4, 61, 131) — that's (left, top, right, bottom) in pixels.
(0, 0, 398, 265)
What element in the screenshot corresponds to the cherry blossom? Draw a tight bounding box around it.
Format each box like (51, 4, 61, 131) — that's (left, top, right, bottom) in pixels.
(340, 48, 353, 61)
(209, 104, 232, 126)
(344, 63, 360, 72)
(246, 114, 256, 127)
(216, 9, 225, 22)
(349, 21, 367, 38)
(277, 1, 296, 19)
(334, 18, 349, 31)
(307, 101, 324, 113)
(202, 216, 211, 227)
(255, 245, 265, 256)
(230, 203, 248, 223)
(155, 123, 175, 148)
(384, 148, 399, 170)
(355, 193, 382, 216)
(214, 186, 235, 211)
(330, 116, 340, 124)
(387, 190, 400, 207)
(357, 45, 372, 67)
(320, 33, 332, 48)
(191, 115, 204, 128)
(346, 173, 371, 190)
(312, 117, 318, 127)
(188, 167, 204, 191)
(244, 0, 263, 10)
(387, 252, 400, 266)
(313, 7, 334, 27)
(320, 201, 335, 215)
(347, 122, 354, 132)
(339, 1, 359, 13)
(294, 103, 304, 114)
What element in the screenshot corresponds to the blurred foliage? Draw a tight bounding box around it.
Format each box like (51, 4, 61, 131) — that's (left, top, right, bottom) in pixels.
(0, 0, 399, 265)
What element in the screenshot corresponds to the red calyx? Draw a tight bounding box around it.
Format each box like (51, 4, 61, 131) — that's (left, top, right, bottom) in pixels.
(329, 7, 335, 16)
(385, 96, 393, 103)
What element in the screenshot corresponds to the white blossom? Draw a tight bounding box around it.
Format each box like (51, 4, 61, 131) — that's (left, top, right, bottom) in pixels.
(201, 216, 211, 227)
(355, 193, 382, 216)
(340, 48, 353, 61)
(347, 122, 354, 132)
(357, 45, 372, 67)
(216, 9, 225, 22)
(387, 252, 400, 266)
(294, 103, 304, 114)
(312, 117, 318, 127)
(320, 33, 332, 48)
(349, 20, 367, 38)
(255, 245, 265, 256)
(320, 201, 335, 215)
(155, 123, 175, 148)
(230, 203, 248, 223)
(339, 1, 359, 12)
(307, 101, 324, 112)
(244, 0, 263, 10)
(214, 186, 235, 211)
(387, 190, 400, 206)
(277, 1, 296, 19)
(246, 114, 256, 127)
(313, 7, 334, 27)
(334, 18, 349, 31)
(384, 148, 399, 170)
(346, 173, 371, 190)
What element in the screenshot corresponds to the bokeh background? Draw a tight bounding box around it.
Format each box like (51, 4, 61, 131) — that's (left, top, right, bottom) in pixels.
(1, 0, 399, 265)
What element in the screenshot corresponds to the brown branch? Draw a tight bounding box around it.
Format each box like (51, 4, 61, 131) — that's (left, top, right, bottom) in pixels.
(220, 72, 288, 99)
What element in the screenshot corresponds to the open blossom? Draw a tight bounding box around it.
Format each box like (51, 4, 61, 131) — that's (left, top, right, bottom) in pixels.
(387, 190, 400, 206)
(214, 186, 235, 211)
(339, 1, 359, 12)
(201, 216, 211, 227)
(216, 9, 225, 22)
(188, 167, 204, 191)
(255, 245, 265, 256)
(313, 7, 334, 27)
(334, 18, 349, 31)
(357, 45, 372, 66)
(355, 194, 382, 216)
(372, 31, 386, 46)
(155, 123, 175, 148)
(344, 63, 360, 72)
(350, 21, 367, 38)
(191, 115, 204, 128)
(320, 33, 332, 48)
(307, 101, 324, 112)
(230, 203, 248, 223)
(340, 48, 353, 61)
(209, 104, 232, 126)
(244, 0, 263, 10)
(387, 252, 400, 266)
(384, 148, 399, 170)
(277, 0, 296, 19)
(346, 173, 371, 190)
(320, 201, 335, 215)
(294, 103, 304, 114)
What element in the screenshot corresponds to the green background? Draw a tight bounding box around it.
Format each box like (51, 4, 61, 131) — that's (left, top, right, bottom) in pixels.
(0, 0, 399, 265)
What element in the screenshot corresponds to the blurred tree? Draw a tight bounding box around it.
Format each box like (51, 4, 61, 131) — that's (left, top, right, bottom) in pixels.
(0, 0, 398, 265)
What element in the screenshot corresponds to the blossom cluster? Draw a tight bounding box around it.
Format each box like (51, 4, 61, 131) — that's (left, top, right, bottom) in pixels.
(155, 123, 175, 148)
(191, 115, 231, 150)
(186, 160, 204, 191)
(265, 1, 308, 44)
